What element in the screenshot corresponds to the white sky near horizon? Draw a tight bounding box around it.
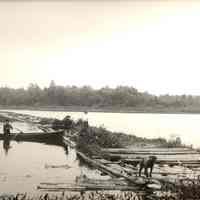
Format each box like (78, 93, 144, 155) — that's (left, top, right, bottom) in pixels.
(1, 0, 200, 95)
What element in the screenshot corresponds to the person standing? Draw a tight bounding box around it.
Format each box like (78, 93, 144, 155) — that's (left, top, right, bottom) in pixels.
(63, 115, 73, 133)
(3, 119, 13, 136)
(82, 111, 89, 131)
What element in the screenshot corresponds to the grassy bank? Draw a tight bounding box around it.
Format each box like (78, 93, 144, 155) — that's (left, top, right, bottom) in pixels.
(75, 125, 184, 157)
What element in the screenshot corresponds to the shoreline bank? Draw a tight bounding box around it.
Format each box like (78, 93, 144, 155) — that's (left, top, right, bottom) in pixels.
(1, 106, 200, 115)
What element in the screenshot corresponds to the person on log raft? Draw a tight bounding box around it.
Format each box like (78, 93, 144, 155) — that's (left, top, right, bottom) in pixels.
(63, 115, 73, 133)
(138, 156, 157, 178)
(81, 111, 89, 132)
(3, 119, 13, 136)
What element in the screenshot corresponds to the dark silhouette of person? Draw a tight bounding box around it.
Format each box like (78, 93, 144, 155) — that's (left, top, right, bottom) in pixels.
(3, 119, 13, 136)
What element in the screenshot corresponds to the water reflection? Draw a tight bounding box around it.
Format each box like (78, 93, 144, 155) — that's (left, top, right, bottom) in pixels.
(3, 137, 11, 155)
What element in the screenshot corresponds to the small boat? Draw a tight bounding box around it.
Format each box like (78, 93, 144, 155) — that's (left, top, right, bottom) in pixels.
(0, 130, 64, 141)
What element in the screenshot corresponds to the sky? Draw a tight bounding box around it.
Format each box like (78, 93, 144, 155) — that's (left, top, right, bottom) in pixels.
(1, 0, 200, 95)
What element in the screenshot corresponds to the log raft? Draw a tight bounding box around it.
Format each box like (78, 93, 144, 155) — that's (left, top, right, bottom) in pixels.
(102, 147, 200, 168)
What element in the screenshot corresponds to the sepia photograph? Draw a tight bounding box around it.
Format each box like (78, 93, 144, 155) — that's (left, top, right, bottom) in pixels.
(0, 0, 200, 199)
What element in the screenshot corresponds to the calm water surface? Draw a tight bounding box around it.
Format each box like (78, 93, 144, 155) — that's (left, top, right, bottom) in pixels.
(3, 109, 200, 148)
(0, 139, 106, 194)
(0, 121, 108, 194)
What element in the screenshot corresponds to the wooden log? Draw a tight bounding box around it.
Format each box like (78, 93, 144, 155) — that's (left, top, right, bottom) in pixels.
(102, 148, 194, 153)
(106, 156, 200, 164)
(121, 165, 192, 176)
(77, 151, 121, 179)
(76, 151, 173, 187)
(37, 184, 142, 191)
(107, 154, 200, 162)
(102, 150, 199, 155)
(122, 159, 200, 167)
(182, 164, 200, 168)
(40, 178, 128, 186)
(77, 151, 147, 185)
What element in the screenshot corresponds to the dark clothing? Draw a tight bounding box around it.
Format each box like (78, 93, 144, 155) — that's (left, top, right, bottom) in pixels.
(3, 137, 11, 154)
(52, 119, 63, 130)
(64, 118, 73, 130)
(81, 121, 89, 133)
(3, 123, 13, 135)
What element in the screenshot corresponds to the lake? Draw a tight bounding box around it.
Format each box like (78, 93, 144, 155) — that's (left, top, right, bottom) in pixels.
(3, 109, 200, 148)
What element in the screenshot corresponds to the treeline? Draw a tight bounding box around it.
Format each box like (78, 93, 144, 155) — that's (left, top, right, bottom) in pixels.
(1, 81, 200, 112)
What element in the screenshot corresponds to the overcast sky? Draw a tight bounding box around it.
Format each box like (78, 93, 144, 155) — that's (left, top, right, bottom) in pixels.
(1, 0, 200, 95)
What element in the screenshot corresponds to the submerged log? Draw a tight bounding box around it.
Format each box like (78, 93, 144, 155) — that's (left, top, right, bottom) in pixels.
(37, 184, 142, 191)
(41, 178, 128, 186)
(44, 164, 71, 169)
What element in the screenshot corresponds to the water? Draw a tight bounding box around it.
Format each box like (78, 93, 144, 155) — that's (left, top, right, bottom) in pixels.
(0, 121, 108, 194)
(3, 109, 200, 148)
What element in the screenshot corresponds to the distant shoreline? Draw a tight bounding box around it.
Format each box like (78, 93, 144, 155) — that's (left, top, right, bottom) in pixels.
(1, 105, 200, 115)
